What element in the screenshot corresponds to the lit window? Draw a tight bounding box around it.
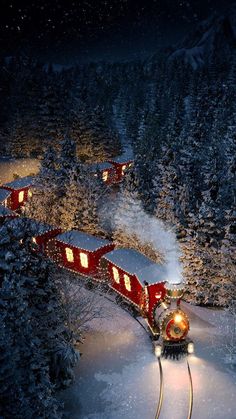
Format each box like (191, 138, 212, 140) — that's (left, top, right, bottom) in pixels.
(18, 191, 24, 203)
(28, 190, 33, 198)
(32, 237, 37, 243)
(65, 247, 74, 262)
(124, 274, 131, 291)
(80, 252, 88, 268)
(112, 266, 120, 283)
(121, 165, 126, 175)
(3, 199, 7, 207)
(102, 171, 108, 182)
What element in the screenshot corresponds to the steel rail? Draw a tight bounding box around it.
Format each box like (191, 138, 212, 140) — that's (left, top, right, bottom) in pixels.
(187, 359, 193, 419)
(155, 357, 164, 419)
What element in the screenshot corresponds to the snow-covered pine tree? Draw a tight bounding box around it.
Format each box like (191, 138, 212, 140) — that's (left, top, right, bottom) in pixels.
(133, 107, 162, 214)
(76, 165, 108, 236)
(37, 66, 73, 151)
(113, 168, 161, 262)
(112, 91, 129, 148)
(9, 111, 31, 158)
(24, 145, 60, 225)
(70, 102, 121, 163)
(154, 145, 182, 229)
(0, 218, 74, 417)
(0, 314, 20, 418)
(57, 134, 79, 193)
(59, 167, 84, 231)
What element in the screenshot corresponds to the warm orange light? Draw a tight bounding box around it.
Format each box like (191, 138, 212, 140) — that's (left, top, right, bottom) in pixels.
(174, 314, 183, 323)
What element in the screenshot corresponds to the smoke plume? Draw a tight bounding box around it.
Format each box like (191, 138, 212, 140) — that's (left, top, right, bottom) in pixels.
(111, 197, 183, 285)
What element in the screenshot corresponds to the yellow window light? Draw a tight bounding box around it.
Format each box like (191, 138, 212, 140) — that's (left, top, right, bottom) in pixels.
(32, 237, 37, 243)
(112, 266, 120, 283)
(121, 165, 126, 175)
(65, 247, 74, 263)
(80, 252, 88, 268)
(18, 191, 24, 203)
(124, 274, 131, 291)
(102, 171, 108, 182)
(28, 190, 33, 198)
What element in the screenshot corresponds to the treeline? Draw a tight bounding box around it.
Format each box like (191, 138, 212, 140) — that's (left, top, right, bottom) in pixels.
(0, 57, 121, 160)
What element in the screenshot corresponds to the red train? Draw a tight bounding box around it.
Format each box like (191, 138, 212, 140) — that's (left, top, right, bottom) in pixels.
(1, 176, 34, 211)
(29, 225, 191, 357)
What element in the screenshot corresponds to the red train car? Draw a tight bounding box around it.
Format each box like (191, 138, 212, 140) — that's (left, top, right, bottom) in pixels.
(2, 176, 34, 210)
(108, 157, 133, 183)
(0, 188, 12, 208)
(101, 248, 166, 309)
(89, 162, 116, 184)
(46, 230, 115, 277)
(0, 204, 18, 223)
(29, 221, 61, 252)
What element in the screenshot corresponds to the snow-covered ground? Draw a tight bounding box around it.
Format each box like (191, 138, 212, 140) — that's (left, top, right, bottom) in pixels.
(0, 158, 40, 183)
(60, 294, 236, 419)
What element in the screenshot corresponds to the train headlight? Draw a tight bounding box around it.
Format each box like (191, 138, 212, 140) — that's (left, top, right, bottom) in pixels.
(174, 314, 183, 323)
(187, 341, 194, 354)
(154, 344, 162, 358)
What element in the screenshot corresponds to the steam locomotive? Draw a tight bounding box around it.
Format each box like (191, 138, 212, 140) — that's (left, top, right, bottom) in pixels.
(32, 225, 192, 358)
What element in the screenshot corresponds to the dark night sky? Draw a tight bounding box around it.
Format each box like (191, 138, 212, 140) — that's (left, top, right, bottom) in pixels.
(0, 0, 233, 63)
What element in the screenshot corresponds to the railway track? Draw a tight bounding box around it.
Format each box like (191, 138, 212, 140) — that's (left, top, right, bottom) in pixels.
(71, 275, 194, 419)
(96, 286, 194, 419)
(155, 358, 193, 419)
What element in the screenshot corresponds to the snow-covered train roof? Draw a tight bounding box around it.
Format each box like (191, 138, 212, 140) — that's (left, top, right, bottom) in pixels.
(136, 263, 167, 285)
(0, 204, 16, 218)
(109, 157, 133, 164)
(3, 176, 34, 190)
(109, 151, 134, 165)
(102, 248, 166, 285)
(0, 188, 11, 202)
(56, 230, 112, 251)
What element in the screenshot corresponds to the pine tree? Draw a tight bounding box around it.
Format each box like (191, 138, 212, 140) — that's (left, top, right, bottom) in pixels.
(113, 169, 161, 262)
(24, 145, 60, 225)
(0, 219, 70, 417)
(76, 165, 108, 236)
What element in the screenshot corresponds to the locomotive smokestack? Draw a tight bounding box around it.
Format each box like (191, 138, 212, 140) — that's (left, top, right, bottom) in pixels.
(165, 282, 185, 300)
(165, 282, 185, 310)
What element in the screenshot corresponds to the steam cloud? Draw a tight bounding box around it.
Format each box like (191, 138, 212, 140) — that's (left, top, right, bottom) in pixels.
(111, 197, 183, 285)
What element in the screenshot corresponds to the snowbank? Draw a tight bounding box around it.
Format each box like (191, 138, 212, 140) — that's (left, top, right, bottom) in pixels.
(60, 293, 236, 419)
